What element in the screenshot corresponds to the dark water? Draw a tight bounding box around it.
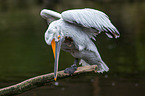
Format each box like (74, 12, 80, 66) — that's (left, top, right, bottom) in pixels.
(18, 74, 145, 96)
(0, 0, 145, 96)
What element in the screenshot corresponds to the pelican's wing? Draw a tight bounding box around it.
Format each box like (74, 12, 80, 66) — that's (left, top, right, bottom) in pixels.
(61, 8, 120, 38)
(40, 9, 61, 24)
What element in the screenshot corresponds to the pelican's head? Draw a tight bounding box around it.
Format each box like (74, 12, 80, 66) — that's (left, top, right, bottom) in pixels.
(45, 24, 64, 81)
(45, 25, 64, 45)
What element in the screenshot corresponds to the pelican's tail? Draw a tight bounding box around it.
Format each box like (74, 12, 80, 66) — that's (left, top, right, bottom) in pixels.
(79, 59, 90, 66)
(79, 59, 109, 73)
(97, 61, 109, 73)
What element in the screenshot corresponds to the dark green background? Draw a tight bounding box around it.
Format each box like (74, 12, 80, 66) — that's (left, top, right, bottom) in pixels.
(0, 0, 145, 96)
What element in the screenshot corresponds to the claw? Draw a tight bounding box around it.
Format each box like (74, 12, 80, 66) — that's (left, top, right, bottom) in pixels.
(64, 64, 77, 75)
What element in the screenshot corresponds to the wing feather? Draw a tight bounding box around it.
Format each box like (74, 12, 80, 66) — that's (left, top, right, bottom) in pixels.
(40, 9, 61, 24)
(61, 8, 120, 38)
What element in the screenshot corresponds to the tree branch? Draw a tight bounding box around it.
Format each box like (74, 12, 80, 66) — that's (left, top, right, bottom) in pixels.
(0, 65, 97, 96)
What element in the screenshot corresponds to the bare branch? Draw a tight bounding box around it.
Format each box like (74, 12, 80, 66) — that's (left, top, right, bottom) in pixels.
(0, 65, 97, 96)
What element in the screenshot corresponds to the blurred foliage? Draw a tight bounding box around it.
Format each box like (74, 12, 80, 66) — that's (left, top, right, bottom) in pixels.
(0, 0, 145, 82)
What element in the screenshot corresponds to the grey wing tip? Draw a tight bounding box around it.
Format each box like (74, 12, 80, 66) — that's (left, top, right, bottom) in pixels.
(114, 30, 120, 39)
(114, 33, 120, 39)
(115, 34, 120, 38)
(106, 30, 120, 39)
(110, 28, 120, 39)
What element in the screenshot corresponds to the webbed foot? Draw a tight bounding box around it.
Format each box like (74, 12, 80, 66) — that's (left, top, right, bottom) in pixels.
(64, 64, 77, 75)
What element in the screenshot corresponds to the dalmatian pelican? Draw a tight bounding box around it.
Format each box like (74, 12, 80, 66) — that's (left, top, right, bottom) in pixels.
(40, 8, 120, 81)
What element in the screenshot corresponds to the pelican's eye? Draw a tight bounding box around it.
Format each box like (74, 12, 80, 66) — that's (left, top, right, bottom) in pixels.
(57, 35, 61, 40)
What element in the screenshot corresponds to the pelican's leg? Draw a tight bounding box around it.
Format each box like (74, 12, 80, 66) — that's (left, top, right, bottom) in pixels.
(64, 58, 78, 75)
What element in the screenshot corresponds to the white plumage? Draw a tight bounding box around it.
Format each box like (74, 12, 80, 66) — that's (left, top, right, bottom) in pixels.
(40, 8, 120, 74)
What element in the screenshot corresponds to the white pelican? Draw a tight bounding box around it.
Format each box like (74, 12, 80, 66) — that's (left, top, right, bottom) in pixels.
(40, 8, 120, 81)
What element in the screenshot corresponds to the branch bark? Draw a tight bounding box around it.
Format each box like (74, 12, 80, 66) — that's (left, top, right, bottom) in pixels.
(0, 65, 97, 96)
